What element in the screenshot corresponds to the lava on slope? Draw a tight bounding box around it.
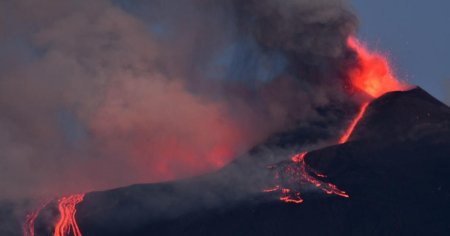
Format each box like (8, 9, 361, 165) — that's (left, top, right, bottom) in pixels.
(264, 36, 408, 204)
(338, 102, 370, 144)
(264, 151, 350, 203)
(23, 194, 85, 236)
(53, 194, 85, 236)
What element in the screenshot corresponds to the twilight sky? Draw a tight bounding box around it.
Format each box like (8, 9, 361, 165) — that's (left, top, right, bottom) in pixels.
(351, 0, 450, 104)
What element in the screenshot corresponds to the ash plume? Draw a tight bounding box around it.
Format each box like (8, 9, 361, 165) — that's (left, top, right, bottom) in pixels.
(0, 0, 357, 200)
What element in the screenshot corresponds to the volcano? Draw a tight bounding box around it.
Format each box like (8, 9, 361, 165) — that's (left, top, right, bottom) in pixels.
(26, 87, 450, 236)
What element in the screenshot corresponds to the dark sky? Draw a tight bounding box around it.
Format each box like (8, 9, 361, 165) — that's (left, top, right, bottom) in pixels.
(351, 0, 450, 104)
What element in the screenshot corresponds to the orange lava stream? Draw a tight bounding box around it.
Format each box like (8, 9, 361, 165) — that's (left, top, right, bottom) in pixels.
(263, 185, 281, 193)
(279, 188, 304, 204)
(339, 102, 370, 144)
(297, 153, 349, 198)
(54, 194, 85, 236)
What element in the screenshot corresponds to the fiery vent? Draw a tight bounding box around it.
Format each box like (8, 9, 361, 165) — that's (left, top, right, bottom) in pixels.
(347, 37, 408, 98)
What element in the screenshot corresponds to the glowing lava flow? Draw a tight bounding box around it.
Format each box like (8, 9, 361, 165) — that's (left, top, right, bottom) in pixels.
(339, 102, 370, 144)
(293, 152, 349, 198)
(265, 151, 350, 204)
(23, 194, 85, 236)
(54, 194, 85, 236)
(347, 37, 408, 98)
(264, 36, 408, 204)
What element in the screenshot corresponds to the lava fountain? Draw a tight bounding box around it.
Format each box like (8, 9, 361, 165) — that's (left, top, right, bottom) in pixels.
(347, 37, 409, 98)
(265, 36, 408, 203)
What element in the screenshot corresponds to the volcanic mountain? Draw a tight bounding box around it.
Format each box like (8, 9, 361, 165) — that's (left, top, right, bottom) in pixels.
(27, 87, 450, 236)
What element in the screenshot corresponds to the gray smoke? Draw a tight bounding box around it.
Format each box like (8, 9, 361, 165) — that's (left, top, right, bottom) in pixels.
(0, 0, 357, 200)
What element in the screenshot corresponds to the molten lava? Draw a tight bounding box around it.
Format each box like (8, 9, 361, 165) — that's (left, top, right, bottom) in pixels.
(339, 102, 370, 144)
(263, 185, 281, 193)
(280, 188, 303, 204)
(54, 194, 85, 236)
(347, 37, 408, 98)
(270, 151, 349, 204)
(24, 194, 85, 236)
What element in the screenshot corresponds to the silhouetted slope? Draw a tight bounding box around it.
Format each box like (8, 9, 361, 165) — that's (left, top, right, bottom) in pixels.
(349, 87, 450, 142)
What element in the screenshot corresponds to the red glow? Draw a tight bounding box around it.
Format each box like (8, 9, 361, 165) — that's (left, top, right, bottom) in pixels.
(263, 185, 281, 193)
(347, 37, 408, 98)
(280, 189, 304, 204)
(267, 151, 349, 204)
(296, 153, 349, 198)
(291, 152, 307, 163)
(54, 194, 85, 236)
(339, 102, 370, 144)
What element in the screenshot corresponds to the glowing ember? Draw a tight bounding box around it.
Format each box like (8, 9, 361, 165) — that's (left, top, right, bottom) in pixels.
(339, 102, 370, 144)
(54, 194, 85, 236)
(23, 200, 51, 236)
(280, 189, 303, 204)
(347, 37, 408, 98)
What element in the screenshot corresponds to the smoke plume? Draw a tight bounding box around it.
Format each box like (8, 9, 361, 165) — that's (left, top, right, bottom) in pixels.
(0, 0, 357, 199)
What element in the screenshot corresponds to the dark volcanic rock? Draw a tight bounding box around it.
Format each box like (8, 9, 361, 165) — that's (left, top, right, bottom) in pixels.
(349, 87, 450, 142)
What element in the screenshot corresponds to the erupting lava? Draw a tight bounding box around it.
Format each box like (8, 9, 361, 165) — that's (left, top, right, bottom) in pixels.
(265, 36, 407, 204)
(347, 37, 408, 98)
(54, 194, 85, 236)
